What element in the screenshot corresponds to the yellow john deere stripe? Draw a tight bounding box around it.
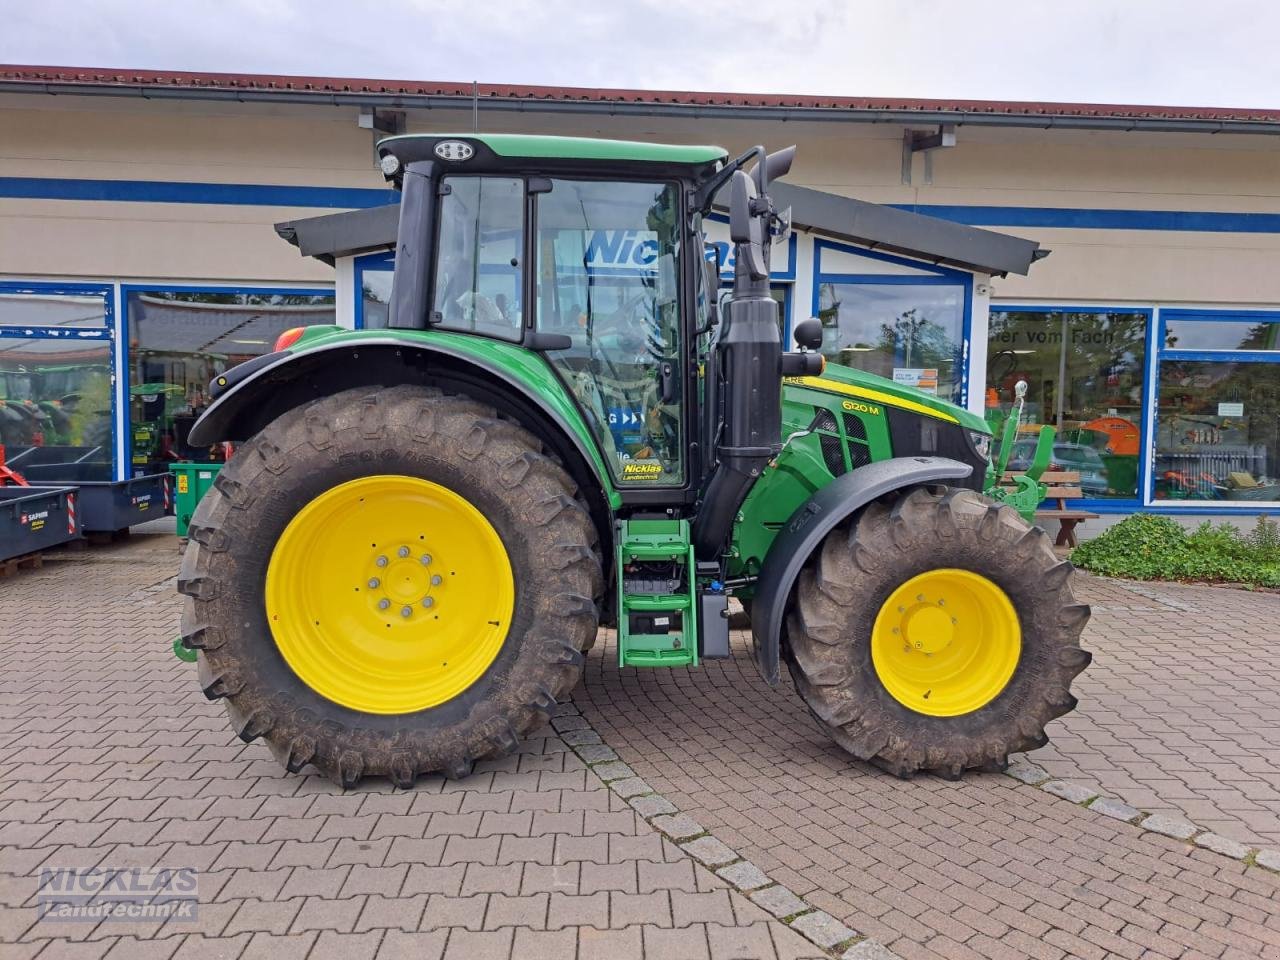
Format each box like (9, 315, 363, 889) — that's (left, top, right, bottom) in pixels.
(786, 376, 959, 424)
(265, 475, 514, 715)
(871, 569, 1020, 717)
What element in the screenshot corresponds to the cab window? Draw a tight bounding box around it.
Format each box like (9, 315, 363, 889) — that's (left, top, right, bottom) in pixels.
(432, 176, 523, 339)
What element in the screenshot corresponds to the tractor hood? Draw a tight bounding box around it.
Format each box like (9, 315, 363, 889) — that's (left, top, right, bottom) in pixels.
(782, 363, 989, 434)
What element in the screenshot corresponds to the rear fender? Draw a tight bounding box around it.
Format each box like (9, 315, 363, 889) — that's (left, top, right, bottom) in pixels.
(748, 456, 973, 685)
(187, 335, 619, 551)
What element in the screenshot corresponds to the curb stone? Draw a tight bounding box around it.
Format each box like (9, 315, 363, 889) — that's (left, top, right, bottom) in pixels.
(1002, 762, 1275, 872)
(551, 701, 901, 960)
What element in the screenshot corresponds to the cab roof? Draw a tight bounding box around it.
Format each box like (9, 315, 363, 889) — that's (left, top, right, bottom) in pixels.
(377, 133, 728, 182)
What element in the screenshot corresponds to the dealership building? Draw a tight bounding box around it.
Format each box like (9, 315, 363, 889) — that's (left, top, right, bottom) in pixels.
(2, 66, 1279, 522)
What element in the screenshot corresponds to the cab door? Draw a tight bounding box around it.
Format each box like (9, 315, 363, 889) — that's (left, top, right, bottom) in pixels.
(535, 178, 686, 487)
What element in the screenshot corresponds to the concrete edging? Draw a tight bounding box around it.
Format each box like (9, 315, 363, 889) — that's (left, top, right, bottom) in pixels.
(550, 704, 900, 960)
(1005, 759, 1280, 873)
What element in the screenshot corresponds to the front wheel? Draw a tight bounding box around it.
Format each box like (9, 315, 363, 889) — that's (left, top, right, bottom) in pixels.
(785, 486, 1091, 778)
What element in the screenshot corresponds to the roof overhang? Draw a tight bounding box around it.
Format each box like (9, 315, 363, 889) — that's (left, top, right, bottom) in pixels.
(4, 67, 1279, 136)
(276, 184, 1043, 277)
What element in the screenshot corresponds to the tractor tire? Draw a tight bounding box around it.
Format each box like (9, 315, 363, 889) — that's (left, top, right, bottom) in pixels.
(785, 485, 1091, 779)
(177, 385, 602, 788)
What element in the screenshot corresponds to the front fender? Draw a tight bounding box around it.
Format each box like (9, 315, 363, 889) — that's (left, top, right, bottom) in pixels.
(748, 456, 974, 686)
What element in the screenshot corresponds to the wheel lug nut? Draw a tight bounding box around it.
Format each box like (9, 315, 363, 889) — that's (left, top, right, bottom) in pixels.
(378, 598, 390, 610)
(375, 555, 388, 567)
(422, 597, 434, 608)
(420, 554, 432, 565)
(400, 606, 412, 617)
(430, 575, 442, 586)
(398, 546, 410, 558)
(368, 577, 380, 589)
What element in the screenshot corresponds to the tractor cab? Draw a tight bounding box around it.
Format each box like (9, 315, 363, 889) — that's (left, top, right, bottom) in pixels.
(375, 133, 731, 493)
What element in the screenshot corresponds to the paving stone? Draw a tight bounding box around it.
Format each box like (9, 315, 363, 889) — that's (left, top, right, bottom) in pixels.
(558, 728, 603, 747)
(750, 885, 808, 919)
(373, 930, 447, 960)
(510, 927, 578, 960)
(790, 909, 857, 949)
(1005, 761, 1050, 785)
(308, 929, 383, 960)
(578, 925, 643, 960)
(608, 777, 651, 799)
(575, 744, 619, 763)
(681, 836, 737, 867)
(1140, 813, 1200, 840)
(1088, 796, 1142, 822)
(1256, 849, 1280, 872)
(643, 922, 711, 959)
(1041, 779, 1100, 804)
(440, 927, 512, 960)
(629, 794, 677, 818)
(716, 860, 772, 891)
(1193, 831, 1252, 860)
(651, 813, 706, 840)
(590, 761, 635, 782)
(842, 939, 901, 960)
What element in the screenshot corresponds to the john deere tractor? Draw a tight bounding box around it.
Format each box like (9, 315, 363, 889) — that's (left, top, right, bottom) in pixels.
(179, 134, 1090, 788)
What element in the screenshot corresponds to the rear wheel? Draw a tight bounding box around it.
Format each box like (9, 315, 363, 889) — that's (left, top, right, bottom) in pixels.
(178, 385, 602, 788)
(785, 486, 1091, 778)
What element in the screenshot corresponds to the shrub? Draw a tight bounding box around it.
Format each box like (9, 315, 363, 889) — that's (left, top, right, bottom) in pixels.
(1071, 513, 1280, 588)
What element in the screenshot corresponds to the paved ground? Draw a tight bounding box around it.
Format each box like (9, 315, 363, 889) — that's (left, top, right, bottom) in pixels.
(1026, 576, 1280, 847)
(1, 531, 1278, 960)
(0, 533, 833, 959)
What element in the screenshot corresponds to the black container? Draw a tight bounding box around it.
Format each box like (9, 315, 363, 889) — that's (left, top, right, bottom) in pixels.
(0, 485, 82, 561)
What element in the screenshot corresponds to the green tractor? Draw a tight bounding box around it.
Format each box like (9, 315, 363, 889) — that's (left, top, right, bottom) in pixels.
(179, 134, 1090, 787)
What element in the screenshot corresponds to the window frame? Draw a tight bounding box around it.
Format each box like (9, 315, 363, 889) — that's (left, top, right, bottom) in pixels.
(811, 238, 973, 408)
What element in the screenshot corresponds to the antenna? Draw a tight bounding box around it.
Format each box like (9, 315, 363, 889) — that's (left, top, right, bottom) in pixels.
(472, 81, 479, 133)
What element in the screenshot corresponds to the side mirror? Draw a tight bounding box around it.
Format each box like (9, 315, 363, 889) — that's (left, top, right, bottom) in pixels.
(728, 170, 767, 281)
(793, 316, 823, 351)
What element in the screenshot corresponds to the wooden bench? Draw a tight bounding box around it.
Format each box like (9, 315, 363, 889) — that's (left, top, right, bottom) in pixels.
(1002, 470, 1101, 547)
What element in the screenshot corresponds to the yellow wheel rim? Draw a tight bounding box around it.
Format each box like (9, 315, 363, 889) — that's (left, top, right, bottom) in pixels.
(265, 475, 514, 714)
(870, 569, 1021, 717)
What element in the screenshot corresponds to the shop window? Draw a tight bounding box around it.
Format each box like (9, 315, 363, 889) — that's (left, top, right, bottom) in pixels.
(0, 286, 113, 481)
(126, 289, 335, 476)
(987, 309, 1148, 500)
(817, 282, 966, 405)
(0, 336, 113, 480)
(1154, 310, 1280, 503)
(1155, 359, 1280, 501)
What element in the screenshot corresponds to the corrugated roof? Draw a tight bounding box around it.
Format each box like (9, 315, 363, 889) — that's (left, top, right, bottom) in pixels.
(2, 64, 1276, 128)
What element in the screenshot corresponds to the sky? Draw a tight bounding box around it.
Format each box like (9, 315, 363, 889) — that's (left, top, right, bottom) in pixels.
(2, 0, 1278, 108)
